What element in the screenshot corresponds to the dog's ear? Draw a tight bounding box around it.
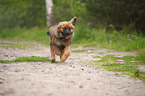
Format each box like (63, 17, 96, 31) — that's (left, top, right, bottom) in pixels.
(71, 17, 77, 26)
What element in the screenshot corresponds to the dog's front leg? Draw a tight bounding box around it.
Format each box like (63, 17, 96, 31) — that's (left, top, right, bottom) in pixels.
(50, 44, 55, 62)
(54, 45, 61, 56)
(61, 45, 71, 62)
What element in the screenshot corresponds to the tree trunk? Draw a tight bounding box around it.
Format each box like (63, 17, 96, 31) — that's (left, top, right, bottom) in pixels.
(45, 0, 53, 27)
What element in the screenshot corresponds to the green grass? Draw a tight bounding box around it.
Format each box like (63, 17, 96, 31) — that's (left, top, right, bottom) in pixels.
(93, 55, 101, 58)
(0, 26, 49, 45)
(72, 48, 96, 53)
(86, 52, 95, 54)
(135, 51, 145, 64)
(98, 52, 105, 55)
(73, 25, 145, 51)
(96, 55, 121, 62)
(0, 42, 35, 49)
(1, 26, 145, 52)
(72, 49, 88, 53)
(0, 56, 50, 63)
(92, 54, 145, 83)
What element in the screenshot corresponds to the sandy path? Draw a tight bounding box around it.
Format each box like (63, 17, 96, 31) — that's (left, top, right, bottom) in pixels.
(0, 40, 145, 96)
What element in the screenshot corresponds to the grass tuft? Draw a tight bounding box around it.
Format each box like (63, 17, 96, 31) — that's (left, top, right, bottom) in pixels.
(135, 51, 145, 64)
(72, 49, 88, 53)
(0, 56, 50, 64)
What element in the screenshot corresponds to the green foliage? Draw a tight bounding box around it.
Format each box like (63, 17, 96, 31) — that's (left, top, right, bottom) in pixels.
(105, 32, 145, 51)
(73, 25, 94, 42)
(0, 0, 145, 34)
(0, 56, 50, 64)
(83, 0, 145, 33)
(0, 0, 46, 31)
(73, 26, 107, 46)
(53, 0, 87, 23)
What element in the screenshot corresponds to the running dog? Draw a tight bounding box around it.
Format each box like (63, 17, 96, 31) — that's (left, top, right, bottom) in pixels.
(47, 17, 77, 62)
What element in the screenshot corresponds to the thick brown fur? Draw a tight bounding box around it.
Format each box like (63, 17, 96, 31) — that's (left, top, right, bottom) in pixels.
(48, 17, 77, 62)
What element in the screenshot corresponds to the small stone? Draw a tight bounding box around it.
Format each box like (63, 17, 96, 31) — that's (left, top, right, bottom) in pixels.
(87, 78, 91, 80)
(69, 65, 72, 67)
(21, 78, 24, 80)
(106, 93, 109, 95)
(5, 55, 8, 57)
(15, 70, 19, 72)
(115, 73, 119, 75)
(81, 68, 84, 71)
(79, 85, 83, 88)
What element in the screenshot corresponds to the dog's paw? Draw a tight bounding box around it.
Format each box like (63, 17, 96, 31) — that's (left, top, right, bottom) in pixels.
(51, 59, 55, 63)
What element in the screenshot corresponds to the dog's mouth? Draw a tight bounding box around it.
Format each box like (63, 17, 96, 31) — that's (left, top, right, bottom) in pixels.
(60, 33, 71, 40)
(65, 34, 71, 39)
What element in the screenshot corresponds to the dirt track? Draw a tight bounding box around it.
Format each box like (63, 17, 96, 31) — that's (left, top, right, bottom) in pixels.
(0, 40, 145, 96)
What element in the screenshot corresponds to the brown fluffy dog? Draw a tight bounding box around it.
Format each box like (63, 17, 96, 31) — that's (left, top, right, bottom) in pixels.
(47, 17, 77, 62)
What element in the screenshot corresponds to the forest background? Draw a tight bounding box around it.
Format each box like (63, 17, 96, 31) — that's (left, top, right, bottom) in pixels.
(0, 0, 145, 52)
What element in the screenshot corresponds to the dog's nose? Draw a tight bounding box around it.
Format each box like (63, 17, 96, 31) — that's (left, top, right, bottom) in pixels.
(63, 27, 71, 35)
(65, 30, 70, 35)
(66, 31, 70, 35)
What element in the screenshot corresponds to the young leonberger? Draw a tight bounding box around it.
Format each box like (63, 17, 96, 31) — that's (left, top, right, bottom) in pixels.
(47, 17, 77, 62)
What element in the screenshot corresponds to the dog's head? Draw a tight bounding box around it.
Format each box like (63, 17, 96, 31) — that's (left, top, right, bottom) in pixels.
(57, 17, 77, 40)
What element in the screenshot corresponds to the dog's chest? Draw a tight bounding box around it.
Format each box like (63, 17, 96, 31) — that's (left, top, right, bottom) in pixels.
(54, 37, 72, 47)
(55, 38, 61, 46)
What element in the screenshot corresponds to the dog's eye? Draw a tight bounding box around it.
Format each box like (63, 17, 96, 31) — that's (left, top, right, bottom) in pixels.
(61, 32, 64, 34)
(70, 26, 73, 29)
(68, 27, 71, 30)
(63, 27, 67, 30)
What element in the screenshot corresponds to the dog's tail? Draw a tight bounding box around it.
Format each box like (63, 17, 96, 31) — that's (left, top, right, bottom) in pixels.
(47, 31, 49, 36)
